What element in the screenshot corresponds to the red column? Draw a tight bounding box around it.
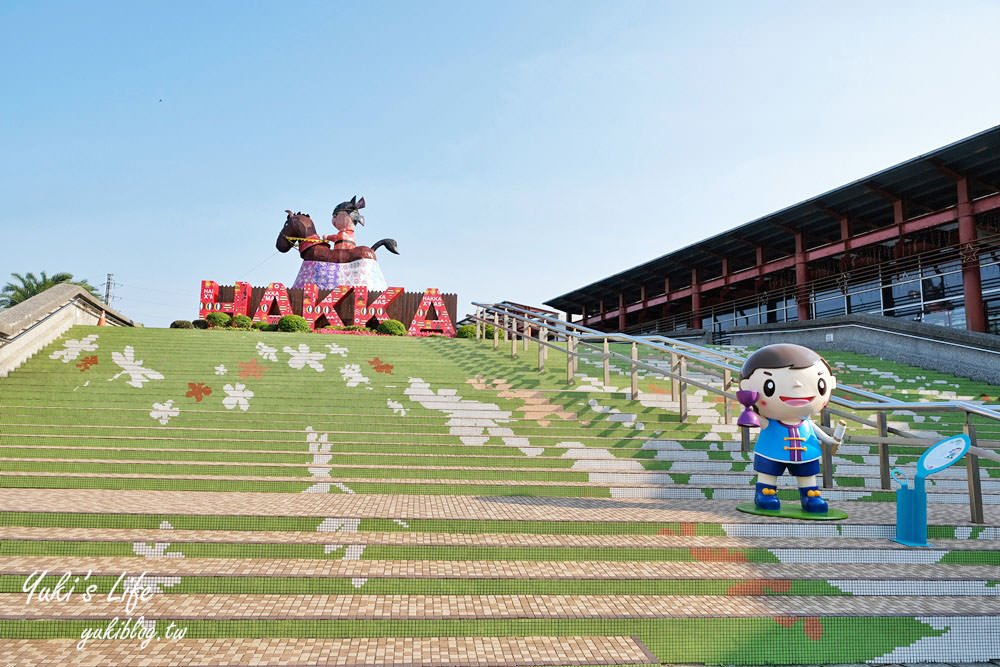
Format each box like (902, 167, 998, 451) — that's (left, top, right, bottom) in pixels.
(794, 231, 811, 321)
(618, 292, 626, 331)
(958, 178, 985, 332)
(690, 268, 702, 329)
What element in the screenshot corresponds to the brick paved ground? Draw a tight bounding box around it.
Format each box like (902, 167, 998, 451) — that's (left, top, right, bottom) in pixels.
(1, 489, 996, 524)
(2, 555, 996, 580)
(0, 636, 658, 666)
(0, 525, 989, 550)
(3, 592, 998, 620)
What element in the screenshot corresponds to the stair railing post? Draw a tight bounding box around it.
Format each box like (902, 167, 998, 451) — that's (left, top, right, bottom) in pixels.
(493, 312, 499, 350)
(566, 334, 575, 385)
(476, 308, 482, 340)
(670, 352, 680, 400)
(602, 338, 610, 388)
(510, 314, 517, 359)
(820, 408, 833, 490)
(722, 369, 732, 425)
(965, 411, 985, 524)
(630, 342, 639, 398)
(538, 327, 546, 371)
(877, 412, 890, 490)
(678, 356, 688, 423)
(523, 319, 529, 352)
(572, 332, 579, 375)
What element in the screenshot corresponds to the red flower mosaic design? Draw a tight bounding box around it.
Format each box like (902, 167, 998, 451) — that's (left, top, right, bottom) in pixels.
(658, 523, 697, 536)
(774, 616, 823, 640)
(186, 382, 212, 402)
(75, 355, 98, 372)
(725, 579, 793, 596)
(238, 359, 266, 380)
(368, 357, 393, 374)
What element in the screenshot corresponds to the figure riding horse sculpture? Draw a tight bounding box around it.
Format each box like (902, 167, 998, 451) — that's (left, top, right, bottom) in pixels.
(276, 196, 400, 291)
(276, 196, 399, 264)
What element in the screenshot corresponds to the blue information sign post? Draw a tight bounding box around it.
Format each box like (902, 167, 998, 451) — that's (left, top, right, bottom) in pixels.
(891, 434, 970, 547)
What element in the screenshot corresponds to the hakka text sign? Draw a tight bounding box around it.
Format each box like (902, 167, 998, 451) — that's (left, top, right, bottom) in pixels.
(199, 281, 456, 336)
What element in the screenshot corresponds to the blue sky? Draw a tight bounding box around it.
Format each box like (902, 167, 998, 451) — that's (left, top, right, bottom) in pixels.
(3, 1, 1000, 326)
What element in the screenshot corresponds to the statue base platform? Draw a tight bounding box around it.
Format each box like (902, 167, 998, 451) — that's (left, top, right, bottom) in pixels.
(292, 259, 388, 291)
(736, 502, 848, 521)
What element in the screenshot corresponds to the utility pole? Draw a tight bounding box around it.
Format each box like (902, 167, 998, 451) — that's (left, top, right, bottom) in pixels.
(104, 273, 113, 305)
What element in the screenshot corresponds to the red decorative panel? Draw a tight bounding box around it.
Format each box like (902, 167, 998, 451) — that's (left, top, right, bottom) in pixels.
(252, 282, 294, 325)
(301, 284, 351, 329)
(199, 280, 251, 319)
(407, 288, 456, 337)
(353, 286, 404, 327)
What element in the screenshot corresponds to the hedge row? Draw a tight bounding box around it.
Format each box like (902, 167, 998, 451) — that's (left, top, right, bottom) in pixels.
(169, 316, 409, 335)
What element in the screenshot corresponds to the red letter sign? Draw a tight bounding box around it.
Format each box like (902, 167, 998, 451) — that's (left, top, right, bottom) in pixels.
(252, 282, 294, 325)
(200, 280, 251, 319)
(353, 287, 404, 327)
(301, 284, 351, 330)
(407, 288, 455, 336)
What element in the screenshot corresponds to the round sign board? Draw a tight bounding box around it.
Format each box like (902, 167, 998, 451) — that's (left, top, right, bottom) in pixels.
(916, 434, 971, 478)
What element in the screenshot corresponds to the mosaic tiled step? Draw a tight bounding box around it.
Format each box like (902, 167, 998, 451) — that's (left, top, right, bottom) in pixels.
(4, 592, 999, 621)
(5, 555, 997, 581)
(0, 635, 658, 667)
(5, 457, 993, 491)
(2, 488, 998, 523)
(4, 540, 998, 565)
(3, 572, 996, 597)
(3, 472, 996, 504)
(4, 616, 1000, 664)
(3, 526, 995, 551)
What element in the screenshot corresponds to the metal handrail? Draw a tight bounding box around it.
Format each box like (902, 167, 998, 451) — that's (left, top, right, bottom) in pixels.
(471, 301, 997, 523)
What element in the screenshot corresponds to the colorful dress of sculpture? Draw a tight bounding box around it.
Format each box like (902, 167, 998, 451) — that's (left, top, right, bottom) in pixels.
(275, 196, 399, 290)
(736, 343, 840, 514)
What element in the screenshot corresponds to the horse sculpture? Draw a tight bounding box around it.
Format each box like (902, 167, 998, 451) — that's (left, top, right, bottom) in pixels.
(276, 197, 399, 264)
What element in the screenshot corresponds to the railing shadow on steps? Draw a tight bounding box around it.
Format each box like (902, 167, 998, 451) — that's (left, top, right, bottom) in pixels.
(470, 301, 1000, 524)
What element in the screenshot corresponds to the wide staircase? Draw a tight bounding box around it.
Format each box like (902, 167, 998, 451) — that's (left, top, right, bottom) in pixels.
(0, 325, 998, 666)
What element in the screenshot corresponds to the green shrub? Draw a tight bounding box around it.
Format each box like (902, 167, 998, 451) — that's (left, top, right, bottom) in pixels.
(455, 324, 476, 338)
(277, 314, 310, 333)
(192, 319, 209, 330)
(376, 319, 407, 336)
(231, 314, 253, 330)
(484, 324, 505, 341)
(169, 320, 194, 329)
(205, 312, 231, 329)
(258, 323, 278, 332)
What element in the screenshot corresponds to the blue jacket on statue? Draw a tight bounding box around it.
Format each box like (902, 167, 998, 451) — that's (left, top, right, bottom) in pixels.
(753, 418, 822, 464)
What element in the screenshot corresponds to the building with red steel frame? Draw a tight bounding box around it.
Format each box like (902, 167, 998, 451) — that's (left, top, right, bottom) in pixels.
(545, 125, 1000, 337)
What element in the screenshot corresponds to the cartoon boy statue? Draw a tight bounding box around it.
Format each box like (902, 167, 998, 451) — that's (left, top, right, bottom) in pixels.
(324, 196, 365, 250)
(737, 343, 838, 513)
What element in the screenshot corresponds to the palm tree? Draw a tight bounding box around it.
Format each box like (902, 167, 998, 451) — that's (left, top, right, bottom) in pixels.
(0, 272, 103, 309)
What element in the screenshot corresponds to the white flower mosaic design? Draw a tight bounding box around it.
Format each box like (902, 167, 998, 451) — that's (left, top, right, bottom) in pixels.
(49, 334, 99, 362)
(387, 399, 407, 416)
(340, 363, 370, 387)
(301, 426, 409, 589)
(256, 341, 278, 362)
(127, 520, 184, 634)
(108, 346, 164, 388)
(222, 383, 254, 411)
(149, 400, 179, 425)
(214, 364, 227, 375)
(285, 343, 326, 372)
(325, 342, 349, 357)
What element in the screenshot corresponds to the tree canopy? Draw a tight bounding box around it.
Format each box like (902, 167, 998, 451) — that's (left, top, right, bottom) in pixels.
(0, 272, 103, 309)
